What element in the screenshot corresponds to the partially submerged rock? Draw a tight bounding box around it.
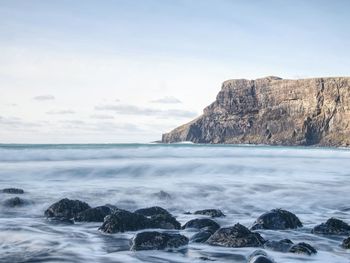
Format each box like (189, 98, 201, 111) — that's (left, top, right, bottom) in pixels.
(134, 206, 171, 217)
(251, 209, 302, 230)
(44, 198, 91, 220)
(206, 223, 265, 247)
(342, 237, 350, 249)
(312, 218, 350, 235)
(131, 231, 189, 251)
(190, 227, 218, 243)
(75, 206, 112, 222)
(2, 188, 24, 194)
(194, 209, 225, 218)
(289, 242, 317, 255)
(263, 239, 294, 252)
(152, 191, 172, 200)
(3, 197, 27, 207)
(248, 250, 275, 263)
(99, 209, 151, 233)
(149, 213, 181, 229)
(182, 218, 220, 231)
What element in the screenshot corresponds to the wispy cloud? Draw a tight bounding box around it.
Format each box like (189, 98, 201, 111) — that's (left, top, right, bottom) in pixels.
(151, 96, 182, 104)
(33, 95, 55, 101)
(90, 114, 114, 120)
(94, 104, 197, 118)
(0, 116, 42, 128)
(46, 110, 75, 115)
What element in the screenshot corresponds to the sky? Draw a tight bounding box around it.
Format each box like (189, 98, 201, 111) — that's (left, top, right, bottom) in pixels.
(1, 0, 350, 143)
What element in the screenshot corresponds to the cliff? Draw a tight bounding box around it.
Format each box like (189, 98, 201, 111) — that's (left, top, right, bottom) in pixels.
(162, 76, 350, 146)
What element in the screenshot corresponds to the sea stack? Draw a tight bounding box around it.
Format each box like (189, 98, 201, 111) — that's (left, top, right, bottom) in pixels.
(162, 76, 350, 146)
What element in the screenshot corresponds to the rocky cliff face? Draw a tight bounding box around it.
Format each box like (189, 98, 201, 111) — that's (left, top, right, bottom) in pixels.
(162, 76, 350, 146)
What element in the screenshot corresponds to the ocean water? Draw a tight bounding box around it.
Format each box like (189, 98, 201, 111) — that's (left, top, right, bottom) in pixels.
(0, 144, 349, 263)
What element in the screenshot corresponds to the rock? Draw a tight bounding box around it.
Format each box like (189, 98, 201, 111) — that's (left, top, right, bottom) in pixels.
(342, 237, 350, 249)
(162, 77, 350, 147)
(134, 206, 171, 217)
(182, 218, 220, 231)
(44, 198, 91, 220)
(149, 213, 181, 229)
(3, 197, 27, 207)
(263, 239, 294, 252)
(312, 218, 350, 235)
(153, 191, 172, 200)
(206, 223, 265, 247)
(75, 206, 112, 222)
(190, 227, 217, 243)
(2, 188, 24, 194)
(194, 209, 225, 218)
(248, 250, 275, 263)
(131, 231, 188, 251)
(251, 209, 302, 230)
(289, 242, 317, 255)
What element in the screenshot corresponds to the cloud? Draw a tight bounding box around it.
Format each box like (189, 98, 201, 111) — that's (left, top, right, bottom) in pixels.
(33, 95, 55, 101)
(94, 104, 197, 118)
(90, 114, 114, 120)
(0, 116, 42, 128)
(151, 96, 182, 104)
(46, 110, 75, 115)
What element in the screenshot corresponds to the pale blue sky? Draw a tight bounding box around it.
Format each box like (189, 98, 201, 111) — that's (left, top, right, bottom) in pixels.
(0, 0, 349, 143)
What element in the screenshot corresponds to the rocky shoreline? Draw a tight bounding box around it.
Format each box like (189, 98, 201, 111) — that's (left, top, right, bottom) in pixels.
(3, 187, 350, 262)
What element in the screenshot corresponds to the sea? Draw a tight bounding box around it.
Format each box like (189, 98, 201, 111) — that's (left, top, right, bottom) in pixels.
(0, 143, 349, 263)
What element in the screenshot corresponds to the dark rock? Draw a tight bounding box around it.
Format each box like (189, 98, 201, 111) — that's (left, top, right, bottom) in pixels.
(99, 209, 151, 233)
(149, 213, 181, 229)
(248, 250, 274, 263)
(190, 226, 217, 243)
(312, 218, 350, 235)
(3, 197, 27, 207)
(342, 237, 350, 249)
(206, 223, 265, 247)
(134, 206, 171, 217)
(44, 198, 91, 220)
(194, 209, 225, 218)
(182, 218, 220, 231)
(2, 188, 24, 194)
(153, 191, 172, 200)
(263, 239, 294, 252)
(131, 231, 189, 251)
(289, 242, 317, 255)
(251, 209, 302, 230)
(75, 206, 112, 222)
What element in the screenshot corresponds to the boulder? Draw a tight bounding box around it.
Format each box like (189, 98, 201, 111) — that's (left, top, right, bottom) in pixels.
(194, 209, 225, 218)
(3, 197, 27, 207)
(248, 250, 275, 263)
(149, 213, 181, 229)
(152, 191, 172, 200)
(206, 223, 265, 247)
(289, 242, 317, 255)
(342, 237, 350, 249)
(2, 188, 24, 194)
(182, 218, 220, 231)
(190, 227, 217, 243)
(44, 198, 91, 220)
(134, 206, 171, 217)
(131, 231, 189, 251)
(99, 209, 151, 233)
(75, 206, 112, 222)
(263, 239, 294, 252)
(312, 218, 350, 235)
(251, 209, 302, 230)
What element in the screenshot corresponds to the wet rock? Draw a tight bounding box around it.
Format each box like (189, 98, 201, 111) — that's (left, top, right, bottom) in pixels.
(134, 206, 171, 217)
(251, 209, 303, 230)
(312, 218, 350, 235)
(263, 239, 294, 252)
(44, 198, 91, 220)
(248, 250, 275, 263)
(342, 237, 350, 249)
(99, 209, 151, 233)
(3, 197, 27, 207)
(75, 206, 112, 222)
(190, 227, 218, 243)
(194, 209, 225, 218)
(207, 223, 265, 247)
(2, 188, 24, 194)
(182, 218, 220, 231)
(289, 242, 317, 255)
(131, 231, 189, 251)
(153, 191, 172, 200)
(149, 213, 181, 229)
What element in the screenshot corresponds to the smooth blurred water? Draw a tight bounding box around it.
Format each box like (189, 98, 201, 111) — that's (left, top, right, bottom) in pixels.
(0, 144, 349, 262)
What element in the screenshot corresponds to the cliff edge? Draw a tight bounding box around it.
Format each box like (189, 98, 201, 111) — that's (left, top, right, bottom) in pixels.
(162, 76, 350, 146)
